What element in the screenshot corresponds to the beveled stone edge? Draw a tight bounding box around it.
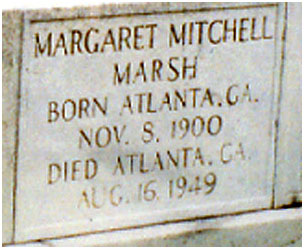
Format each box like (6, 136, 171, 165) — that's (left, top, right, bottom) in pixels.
(274, 2, 302, 208)
(2, 10, 24, 244)
(20, 2, 275, 23)
(4, 207, 302, 246)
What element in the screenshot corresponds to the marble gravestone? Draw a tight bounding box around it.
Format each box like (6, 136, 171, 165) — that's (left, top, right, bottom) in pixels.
(2, 2, 302, 246)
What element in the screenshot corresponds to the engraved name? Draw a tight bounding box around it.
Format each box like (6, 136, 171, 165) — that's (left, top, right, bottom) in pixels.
(34, 16, 273, 57)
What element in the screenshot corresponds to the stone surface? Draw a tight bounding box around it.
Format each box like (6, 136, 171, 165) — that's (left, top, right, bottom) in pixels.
(17, 3, 280, 242)
(2, 2, 302, 246)
(9, 208, 302, 247)
(2, 10, 23, 244)
(275, 2, 302, 208)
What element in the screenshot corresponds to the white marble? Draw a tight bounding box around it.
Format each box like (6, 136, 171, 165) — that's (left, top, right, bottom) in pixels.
(15, 4, 281, 242)
(275, 2, 302, 207)
(2, 2, 301, 246)
(10, 208, 302, 246)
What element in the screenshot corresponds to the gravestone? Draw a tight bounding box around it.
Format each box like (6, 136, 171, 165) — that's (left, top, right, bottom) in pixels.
(2, 2, 301, 246)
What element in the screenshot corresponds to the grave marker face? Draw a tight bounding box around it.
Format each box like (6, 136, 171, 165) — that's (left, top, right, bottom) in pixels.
(3, 3, 300, 245)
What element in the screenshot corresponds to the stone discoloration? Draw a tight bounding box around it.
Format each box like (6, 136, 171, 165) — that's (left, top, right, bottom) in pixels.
(113, 216, 302, 247)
